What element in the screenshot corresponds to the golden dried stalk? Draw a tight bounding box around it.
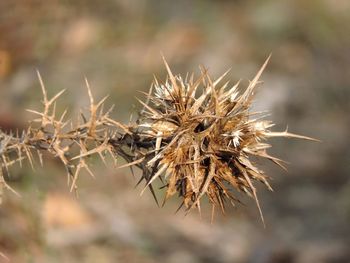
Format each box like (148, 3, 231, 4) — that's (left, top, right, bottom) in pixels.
(0, 56, 317, 223)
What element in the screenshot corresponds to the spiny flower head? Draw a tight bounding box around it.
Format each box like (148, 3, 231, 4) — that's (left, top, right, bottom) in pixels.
(135, 56, 316, 223)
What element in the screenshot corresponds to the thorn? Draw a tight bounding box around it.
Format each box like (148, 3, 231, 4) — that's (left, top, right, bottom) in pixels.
(36, 70, 47, 103)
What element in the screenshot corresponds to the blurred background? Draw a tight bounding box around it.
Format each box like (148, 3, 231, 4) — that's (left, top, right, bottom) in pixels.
(0, 0, 349, 262)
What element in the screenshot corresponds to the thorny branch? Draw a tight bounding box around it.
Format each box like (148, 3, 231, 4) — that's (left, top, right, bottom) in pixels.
(0, 57, 317, 223)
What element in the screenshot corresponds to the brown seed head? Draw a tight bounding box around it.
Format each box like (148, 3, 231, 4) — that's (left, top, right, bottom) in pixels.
(133, 56, 316, 224)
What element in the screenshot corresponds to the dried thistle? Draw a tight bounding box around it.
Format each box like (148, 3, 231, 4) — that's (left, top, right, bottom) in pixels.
(0, 56, 317, 223)
(129, 56, 317, 224)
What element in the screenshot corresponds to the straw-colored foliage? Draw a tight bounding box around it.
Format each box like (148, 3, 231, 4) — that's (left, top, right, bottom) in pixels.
(0, 57, 316, 222)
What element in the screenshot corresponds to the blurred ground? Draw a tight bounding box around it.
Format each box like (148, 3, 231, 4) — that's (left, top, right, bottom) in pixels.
(1, 0, 350, 262)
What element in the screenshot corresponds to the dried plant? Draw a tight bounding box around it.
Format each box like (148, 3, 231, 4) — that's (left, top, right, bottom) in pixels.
(0, 56, 316, 223)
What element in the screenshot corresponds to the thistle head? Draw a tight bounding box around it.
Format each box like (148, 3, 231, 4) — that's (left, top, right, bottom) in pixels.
(135, 56, 316, 223)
